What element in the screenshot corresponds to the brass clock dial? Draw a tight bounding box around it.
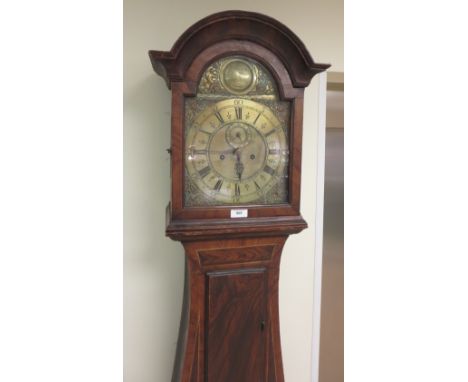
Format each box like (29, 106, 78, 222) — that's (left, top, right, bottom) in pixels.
(186, 98, 288, 205)
(184, 56, 290, 207)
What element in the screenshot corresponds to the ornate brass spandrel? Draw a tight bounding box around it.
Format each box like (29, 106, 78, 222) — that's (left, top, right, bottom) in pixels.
(184, 168, 221, 207)
(184, 55, 290, 207)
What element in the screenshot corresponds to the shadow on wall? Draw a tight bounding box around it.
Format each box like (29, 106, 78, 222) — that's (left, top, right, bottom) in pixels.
(124, 74, 185, 381)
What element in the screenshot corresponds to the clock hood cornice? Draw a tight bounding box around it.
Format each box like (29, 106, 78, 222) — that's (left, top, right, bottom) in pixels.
(149, 10, 330, 89)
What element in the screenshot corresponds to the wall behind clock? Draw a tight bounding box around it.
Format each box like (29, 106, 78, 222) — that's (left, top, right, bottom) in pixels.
(124, 1, 343, 382)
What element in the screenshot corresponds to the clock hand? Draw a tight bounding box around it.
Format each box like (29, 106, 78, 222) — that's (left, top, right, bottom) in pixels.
(234, 151, 244, 180)
(204, 148, 239, 155)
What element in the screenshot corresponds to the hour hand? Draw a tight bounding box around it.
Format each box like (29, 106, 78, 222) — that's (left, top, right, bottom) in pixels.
(208, 148, 239, 155)
(234, 152, 244, 180)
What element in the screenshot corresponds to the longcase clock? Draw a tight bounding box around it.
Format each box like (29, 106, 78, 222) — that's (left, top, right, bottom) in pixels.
(149, 10, 329, 382)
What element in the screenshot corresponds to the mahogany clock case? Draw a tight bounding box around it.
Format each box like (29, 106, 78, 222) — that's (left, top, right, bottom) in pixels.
(148, 10, 330, 382)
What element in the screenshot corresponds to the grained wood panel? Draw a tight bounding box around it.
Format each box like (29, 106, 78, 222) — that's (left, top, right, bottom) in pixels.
(206, 269, 267, 382)
(198, 245, 274, 267)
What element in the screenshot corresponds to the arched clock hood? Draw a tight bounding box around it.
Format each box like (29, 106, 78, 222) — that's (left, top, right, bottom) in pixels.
(149, 10, 330, 89)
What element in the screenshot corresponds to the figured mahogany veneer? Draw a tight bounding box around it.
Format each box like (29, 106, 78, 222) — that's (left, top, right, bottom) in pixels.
(148, 10, 330, 382)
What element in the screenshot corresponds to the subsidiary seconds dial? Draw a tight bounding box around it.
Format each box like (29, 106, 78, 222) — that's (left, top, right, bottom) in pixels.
(185, 98, 289, 205)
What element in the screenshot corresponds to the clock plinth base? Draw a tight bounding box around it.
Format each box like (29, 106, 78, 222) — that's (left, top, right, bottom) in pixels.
(171, 235, 293, 382)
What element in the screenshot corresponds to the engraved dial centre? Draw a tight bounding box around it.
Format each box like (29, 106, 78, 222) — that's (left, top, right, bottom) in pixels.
(209, 122, 267, 182)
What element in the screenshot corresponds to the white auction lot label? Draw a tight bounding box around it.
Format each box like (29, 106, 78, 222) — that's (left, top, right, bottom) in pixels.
(230, 209, 248, 218)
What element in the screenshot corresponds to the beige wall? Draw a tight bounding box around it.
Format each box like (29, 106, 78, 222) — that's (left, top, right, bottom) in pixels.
(124, 1, 342, 381)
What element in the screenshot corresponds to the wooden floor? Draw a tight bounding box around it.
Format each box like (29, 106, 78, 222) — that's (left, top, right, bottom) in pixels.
(318, 88, 344, 382)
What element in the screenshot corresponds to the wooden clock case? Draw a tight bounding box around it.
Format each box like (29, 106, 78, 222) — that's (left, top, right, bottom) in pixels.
(149, 10, 329, 382)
